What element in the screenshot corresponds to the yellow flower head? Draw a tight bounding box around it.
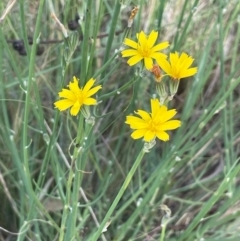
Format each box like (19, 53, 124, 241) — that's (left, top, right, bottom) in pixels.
(125, 99, 181, 142)
(159, 52, 198, 80)
(121, 30, 169, 70)
(54, 76, 102, 116)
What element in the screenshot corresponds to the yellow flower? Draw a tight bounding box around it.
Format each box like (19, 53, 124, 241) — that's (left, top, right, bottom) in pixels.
(121, 30, 169, 70)
(159, 52, 197, 80)
(54, 76, 102, 116)
(125, 99, 181, 142)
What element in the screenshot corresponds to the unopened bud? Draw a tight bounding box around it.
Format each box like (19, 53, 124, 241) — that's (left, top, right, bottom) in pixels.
(151, 64, 162, 82)
(128, 6, 139, 28)
(160, 204, 172, 225)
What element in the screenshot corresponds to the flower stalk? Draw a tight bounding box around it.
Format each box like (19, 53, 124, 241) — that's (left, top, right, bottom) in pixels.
(91, 147, 147, 241)
(59, 112, 95, 241)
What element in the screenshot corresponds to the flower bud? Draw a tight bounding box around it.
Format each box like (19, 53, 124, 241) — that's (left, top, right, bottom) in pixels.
(151, 64, 162, 82)
(128, 6, 139, 28)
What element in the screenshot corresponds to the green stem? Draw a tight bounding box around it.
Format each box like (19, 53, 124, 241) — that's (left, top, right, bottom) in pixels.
(100, 1, 121, 79)
(157, 0, 167, 29)
(59, 114, 88, 241)
(58, 162, 75, 241)
(160, 224, 166, 241)
(92, 52, 119, 80)
(20, 0, 30, 56)
(80, 0, 93, 83)
(218, 0, 232, 194)
(91, 147, 146, 241)
(65, 115, 86, 239)
(99, 75, 139, 101)
(22, 0, 45, 193)
(23, 15, 73, 241)
(36, 31, 80, 190)
(86, 0, 104, 81)
(18, 0, 47, 240)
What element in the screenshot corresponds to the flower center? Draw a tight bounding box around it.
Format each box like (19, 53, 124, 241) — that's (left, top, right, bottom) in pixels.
(148, 119, 158, 132)
(138, 44, 150, 57)
(76, 90, 84, 103)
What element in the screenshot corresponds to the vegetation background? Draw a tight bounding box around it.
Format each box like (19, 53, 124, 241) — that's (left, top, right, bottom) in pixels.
(0, 0, 240, 240)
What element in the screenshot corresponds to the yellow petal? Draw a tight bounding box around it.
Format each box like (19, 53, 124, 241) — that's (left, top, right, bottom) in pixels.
(157, 120, 181, 130)
(54, 99, 73, 111)
(138, 31, 147, 46)
(126, 116, 141, 122)
(126, 116, 148, 127)
(158, 105, 168, 114)
(135, 110, 151, 121)
(153, 106, 168, 123)
(126, 115, 143, 124)
(158, 58, 172, 75)
(156, 131, 169, 141)
(147, 30, 158, 49)
(70, 101, 81, 116)
(150, 99, 160, 118)
(85, 85, 102, 98)
(144, 57, 153, 70)
(69, 77, 81, 95)
(121, 49, 139, 57)
(179, 53, 194, 69)
(83, 97, 97, 105)
(151, 53, 168, 65)
(123, 38, 138, 49)
(159, 109, 177, 122)
(127, 55, 143, 66)
(179, 68, 198, 78)
(58, 89, 76, 101)
(82, 78, 95, 93)
(144, 130, 155, 142)
(170, 52, 179, 66)
(129, 122, 149, 129)
(131, 129, 146, 139)
(130, 123, 149, 129)
(151, 41, 169, 52)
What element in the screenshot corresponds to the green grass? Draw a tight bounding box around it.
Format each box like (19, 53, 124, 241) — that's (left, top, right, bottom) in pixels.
(1, 0, 240, 240)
